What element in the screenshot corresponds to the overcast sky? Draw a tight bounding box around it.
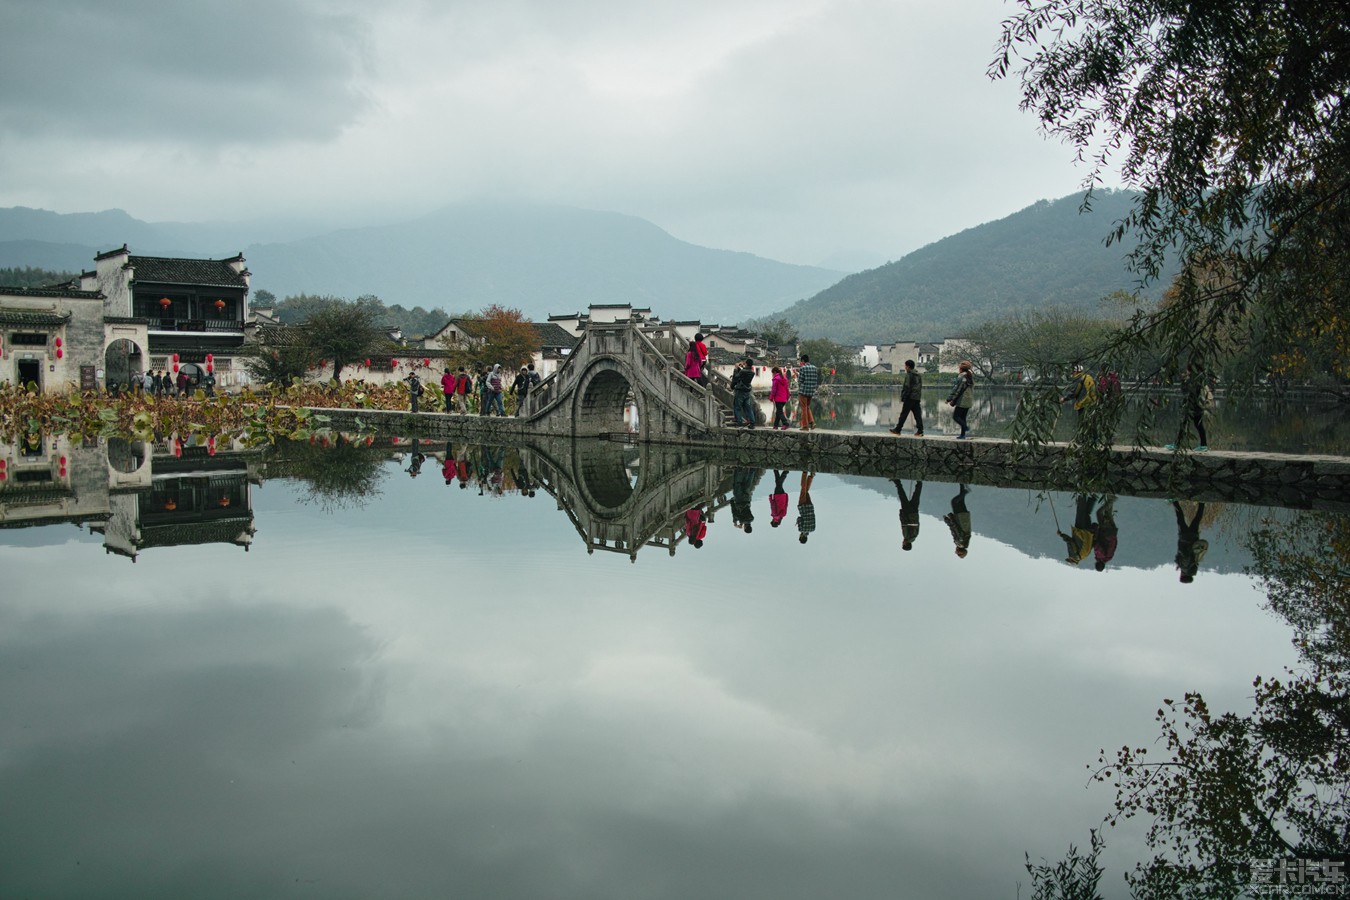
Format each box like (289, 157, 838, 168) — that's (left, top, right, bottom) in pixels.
(0, 0, 1090, 268)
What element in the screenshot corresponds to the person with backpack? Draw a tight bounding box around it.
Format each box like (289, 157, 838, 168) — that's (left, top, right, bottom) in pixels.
(407, 372, 423, 413)
(454, 367, 471, 414)
(485, 364, 506, 416)
(511, 363, 540, 417)
(1061, 364, 1098, 421)
(448, 367, 464, 415)
(888, 359, 924, 436)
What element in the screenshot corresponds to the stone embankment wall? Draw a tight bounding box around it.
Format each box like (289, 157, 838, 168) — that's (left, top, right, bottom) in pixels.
(308, 408, 1350, 513)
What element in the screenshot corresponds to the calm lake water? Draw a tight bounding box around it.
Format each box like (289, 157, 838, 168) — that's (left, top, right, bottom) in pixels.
(0, 431, 1340, 899)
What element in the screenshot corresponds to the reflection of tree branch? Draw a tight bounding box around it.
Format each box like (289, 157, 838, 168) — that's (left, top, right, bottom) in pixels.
(265, 436, 386, 512)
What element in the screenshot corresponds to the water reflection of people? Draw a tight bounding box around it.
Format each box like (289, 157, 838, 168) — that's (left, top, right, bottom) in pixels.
(442, 441, 456, 485)
(892, 479, 922, 550)
(406, 439, 425, 478)
(1093, 497, 1118, 571)
(1172, 500, 1209, 583)
(731, 466, 758, 533)
(684, 506, 707, 548)
(797, 471, 816, 543)
(943, 483, 971, 557)
(1057, 494, 1098, 566)
(769, 470, 789, 528)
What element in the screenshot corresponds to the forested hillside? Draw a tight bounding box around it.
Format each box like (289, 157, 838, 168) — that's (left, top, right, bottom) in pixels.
(778, 190, 1170, 343)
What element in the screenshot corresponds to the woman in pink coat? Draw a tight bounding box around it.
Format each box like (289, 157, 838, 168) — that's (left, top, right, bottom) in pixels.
(769, 366, 791, 429)
(684, 340, 705, 385)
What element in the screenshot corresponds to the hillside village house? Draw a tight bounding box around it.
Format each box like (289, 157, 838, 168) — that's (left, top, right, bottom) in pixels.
(0, 244, 251, 393)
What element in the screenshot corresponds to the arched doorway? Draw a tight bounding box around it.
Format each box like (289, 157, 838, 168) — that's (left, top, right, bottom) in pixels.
(104, 339, 144, 394)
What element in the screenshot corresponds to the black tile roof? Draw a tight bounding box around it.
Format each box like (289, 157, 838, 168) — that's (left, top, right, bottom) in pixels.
(0, 286, 103, 301)
(532, 322, 579, 348)
(129, 256, 248, 288)
(0, 307, 72, 327)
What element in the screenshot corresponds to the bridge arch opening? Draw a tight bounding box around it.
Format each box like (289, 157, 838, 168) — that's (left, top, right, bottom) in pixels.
(574, 362, 645, 438)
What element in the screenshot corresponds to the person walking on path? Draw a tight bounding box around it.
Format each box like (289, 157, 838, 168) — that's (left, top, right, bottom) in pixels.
(1061, 365, 1098, 421)
(769, 367, 791, 429)
(731, 358, 757, 427)
(694, 332, 709, 380)
(454, 367, 471, 414)
(889, 359, 925, 436)
(485, 364, 506, 416)
(510, 362, 540, 417)
(893, 479, 922, 550)
(448, 367, 464, 412)
(1057, 494, 1098, 566)
(796, 355, 819, 431)
(1093, 496, 1118, 572)
(1166, 364, 1212, 452)
(407, 372, 423, 413)
(796, 470, 816, 543)
(769, 469, 790, 528)
(946, 360, 975, 439)
(1172, 500, 1209, 583)
(943, 483, 972, 557)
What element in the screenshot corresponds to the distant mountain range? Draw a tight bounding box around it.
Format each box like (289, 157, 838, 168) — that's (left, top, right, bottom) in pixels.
(0, 203, 844, 325)
(0, 191, 1170, 341)
(775, 190, 1173, 343)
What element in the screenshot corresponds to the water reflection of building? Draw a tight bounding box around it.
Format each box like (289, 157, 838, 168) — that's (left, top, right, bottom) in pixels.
(0, 435, 258, 561)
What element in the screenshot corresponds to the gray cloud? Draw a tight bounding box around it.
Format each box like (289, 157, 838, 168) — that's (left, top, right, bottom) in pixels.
(0, 0, 372, 142)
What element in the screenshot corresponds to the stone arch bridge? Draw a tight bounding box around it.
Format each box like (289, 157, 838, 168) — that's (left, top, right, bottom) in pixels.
(519, 320, 728, 439)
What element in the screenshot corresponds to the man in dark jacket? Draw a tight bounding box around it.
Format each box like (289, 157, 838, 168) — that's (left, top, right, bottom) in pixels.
(731, 358, 756, 427)
(889, 359, 924, 436)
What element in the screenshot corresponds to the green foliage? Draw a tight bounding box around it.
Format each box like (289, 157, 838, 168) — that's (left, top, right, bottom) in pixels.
(796, 338, 858, 377)
(0, 266, 77, 288)
(271, 292, 451, 338)
(1025, 830, 1105, 900)
(436, 305, 540, 371)
(741, 315, 800, 347)
(250, 288, 277, 309)
(1078, 510, 1350, 899)
(992, 0, 1350, 412)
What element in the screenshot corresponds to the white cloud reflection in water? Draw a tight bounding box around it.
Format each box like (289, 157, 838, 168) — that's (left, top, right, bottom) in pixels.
(0, 460, 1299, 899)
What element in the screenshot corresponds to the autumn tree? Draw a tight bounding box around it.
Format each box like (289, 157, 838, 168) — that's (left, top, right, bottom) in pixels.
(992, 0, 1350, 420)
(437, 305, 540, 371)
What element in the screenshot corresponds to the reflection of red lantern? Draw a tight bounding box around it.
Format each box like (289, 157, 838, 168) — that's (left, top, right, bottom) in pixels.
(159, 297, 172, 309)
(165, 499, 177, 510)
(219, 497, 231, 507)
(206, 363, 213, 374)
(56, 348, 63, 359)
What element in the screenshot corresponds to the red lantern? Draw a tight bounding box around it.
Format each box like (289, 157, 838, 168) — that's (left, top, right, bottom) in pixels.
(56, 348, 63, 359)
(365, 358, 371, 367)
(172, 353, 179, 363)
(206, 354, 214, 363)
(423, 357, 430, 367)
(206, 363, 213, 374)
(391, 358, 399, 367)
(59, 456, 66, 466)
(173, 363, 179, 374)
(159, 297, 172, 309)
(213, 299, 226, 311)
(54, 337, 62, 347)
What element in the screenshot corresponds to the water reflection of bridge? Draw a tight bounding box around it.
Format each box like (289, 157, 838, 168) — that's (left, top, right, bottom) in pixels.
(521, 437, 734, 559)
